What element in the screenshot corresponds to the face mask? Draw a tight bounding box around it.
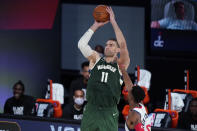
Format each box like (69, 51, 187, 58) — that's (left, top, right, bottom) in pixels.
(74, 97, 84, 106)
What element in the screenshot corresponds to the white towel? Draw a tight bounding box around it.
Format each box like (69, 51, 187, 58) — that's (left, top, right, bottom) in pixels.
(171, 93, 184, 112)
(52, 83, 64, 104)
(137, 69, 151, 90)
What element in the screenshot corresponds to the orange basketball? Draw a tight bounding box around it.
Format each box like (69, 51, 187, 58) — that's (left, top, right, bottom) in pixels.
(93, 5, 110, 22)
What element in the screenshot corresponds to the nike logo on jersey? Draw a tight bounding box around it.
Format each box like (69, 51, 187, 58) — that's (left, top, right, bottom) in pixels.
(113, 112, 118, 116)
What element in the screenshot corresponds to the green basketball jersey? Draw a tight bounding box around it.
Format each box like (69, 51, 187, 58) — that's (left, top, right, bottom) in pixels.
(86, 57, 122, 107)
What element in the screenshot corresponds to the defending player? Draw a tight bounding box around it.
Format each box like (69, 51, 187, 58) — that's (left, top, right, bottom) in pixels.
(118, 64, 151, 131)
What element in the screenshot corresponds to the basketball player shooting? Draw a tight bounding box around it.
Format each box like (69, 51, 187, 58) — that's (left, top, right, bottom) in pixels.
(78, 6, 130, 131)
(118, 63, 151, 131)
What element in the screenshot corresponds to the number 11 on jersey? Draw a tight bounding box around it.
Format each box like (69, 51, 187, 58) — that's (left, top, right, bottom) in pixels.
(101, 72, 108, 83)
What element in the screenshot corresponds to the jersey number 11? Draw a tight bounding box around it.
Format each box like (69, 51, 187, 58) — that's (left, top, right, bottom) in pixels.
(101, 72, 108, 83)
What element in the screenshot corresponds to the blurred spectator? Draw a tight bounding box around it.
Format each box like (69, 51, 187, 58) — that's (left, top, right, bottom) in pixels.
(151, 1, 197, 31)
(95, 44, 104, 57)
(177, 98, 197, 130)
(4, 80, 35, 116)
(69, 61, 89, 101)
(62, 89, 85, 120)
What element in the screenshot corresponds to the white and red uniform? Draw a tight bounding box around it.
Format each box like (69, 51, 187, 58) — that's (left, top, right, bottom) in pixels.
(125, 103, 151, 131)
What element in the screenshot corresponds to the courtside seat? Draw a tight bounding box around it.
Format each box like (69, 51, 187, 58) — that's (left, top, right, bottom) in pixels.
(154, 109, 178, 128)
(173, 89, 197, 98)
(173, 89, 197, 112)
(36, 99, 62, 118)
(149, 111, 172, 128)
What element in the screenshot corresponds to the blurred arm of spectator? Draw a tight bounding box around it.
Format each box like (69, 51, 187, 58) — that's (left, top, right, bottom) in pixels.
(151, 21, 160, 28)
(4, 100, 13, 114)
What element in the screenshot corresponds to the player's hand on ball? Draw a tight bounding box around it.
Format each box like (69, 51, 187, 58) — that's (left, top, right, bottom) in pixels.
(93, 20, 109, 28)
(106, 6, 116, 23)
(91, 20, 109, 32)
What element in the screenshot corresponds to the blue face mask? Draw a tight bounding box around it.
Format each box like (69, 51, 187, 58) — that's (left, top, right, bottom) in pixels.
(74, 97, 84, 106)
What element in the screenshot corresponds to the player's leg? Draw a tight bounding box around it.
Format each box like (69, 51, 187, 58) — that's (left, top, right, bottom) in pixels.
(81, 105, 98, 131)
(98, 108, 119, 131)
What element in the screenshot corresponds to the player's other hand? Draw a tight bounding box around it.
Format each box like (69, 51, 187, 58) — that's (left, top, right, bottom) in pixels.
(91, 20, 109, 32)
(106, 6, 116, 24)
(94, 20, 109, 28)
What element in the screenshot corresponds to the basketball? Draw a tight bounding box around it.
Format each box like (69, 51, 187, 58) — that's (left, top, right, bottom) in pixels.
(93, 5, 110, 22)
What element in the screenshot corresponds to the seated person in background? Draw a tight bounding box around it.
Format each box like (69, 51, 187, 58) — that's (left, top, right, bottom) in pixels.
(69, 61, 89, 102)
(94, 44, 104, 57)
(151, 1, 197, 31)
(62, 89, 85, 120)
(178, 98, 197, 130)
(4, 80, 35, 116)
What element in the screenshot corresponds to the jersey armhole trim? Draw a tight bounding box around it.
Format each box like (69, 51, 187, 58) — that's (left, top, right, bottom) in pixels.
(89, 57, 102, 70)
(117, 63, 122, 76)
(132, 110, 142, 122)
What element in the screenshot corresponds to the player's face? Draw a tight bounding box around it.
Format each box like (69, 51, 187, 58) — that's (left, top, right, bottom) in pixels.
(13, 84, 24, 99)
(73, 90, 85, 106)
(104, 40, 118, 57)
(175, 3, 185, 18)
(190, 100, 197, 116)
(81, 66, 89, 81)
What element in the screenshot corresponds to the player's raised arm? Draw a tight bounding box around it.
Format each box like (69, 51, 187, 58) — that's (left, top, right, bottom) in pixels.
(120, 65, 146, 131)
(78, 21, 108, 63)
(106, 7, 130, 69)
(118, 64, 133, 91)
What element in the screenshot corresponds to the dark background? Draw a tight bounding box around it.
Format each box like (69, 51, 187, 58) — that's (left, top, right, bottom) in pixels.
(0, 0, 61, 112)
(0, 0, 196, 116)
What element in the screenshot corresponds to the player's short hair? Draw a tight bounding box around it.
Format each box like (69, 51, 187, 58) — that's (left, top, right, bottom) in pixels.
(131, 85, 145, 103)
(13, 80, 25, 92)
(74, 89, 84, 96)
(108, 38, 119, 48)
(174, 1, 184, 9)
(95, 45, 104, 54)
(81, 61, 89, 69)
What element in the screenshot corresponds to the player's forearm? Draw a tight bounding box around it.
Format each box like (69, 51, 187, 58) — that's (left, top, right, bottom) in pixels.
(119, 47, 130, 69)
(78, 29, 94, 58)
(121, 69, 133, 91)
(90, 23, 99, 32)
(111, 21, 130, 67)
(111, 21, 127, 48)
